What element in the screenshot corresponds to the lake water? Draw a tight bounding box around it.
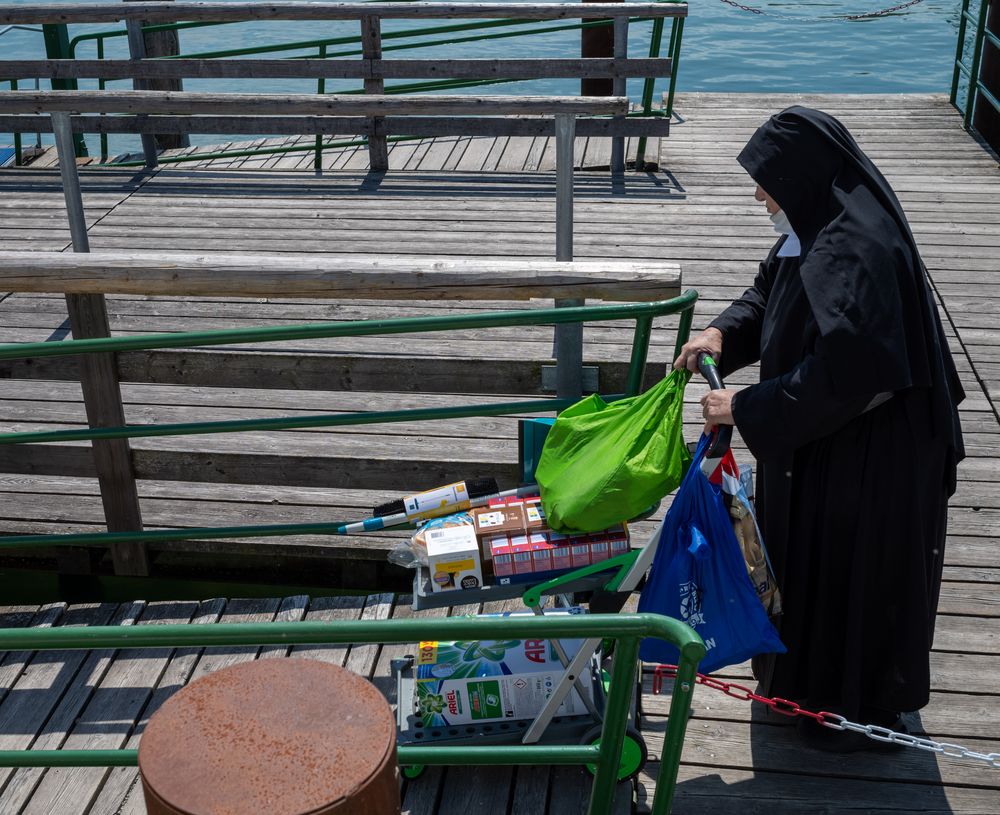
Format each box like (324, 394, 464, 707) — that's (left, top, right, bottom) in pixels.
(1, 0, 968, 154)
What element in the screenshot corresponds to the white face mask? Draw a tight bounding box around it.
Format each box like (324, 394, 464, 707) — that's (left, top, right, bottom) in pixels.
(769, 209, 794, 235)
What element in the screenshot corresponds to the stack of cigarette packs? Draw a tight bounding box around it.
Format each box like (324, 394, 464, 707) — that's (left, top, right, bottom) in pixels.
(473, 493, 630, 586)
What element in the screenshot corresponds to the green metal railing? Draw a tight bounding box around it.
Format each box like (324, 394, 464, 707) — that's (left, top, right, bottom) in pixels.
(0, 290, 697, 551)
(0, 612, 705, 815)
(40, 5, 685, 166)
(951, 0, 1000, 129)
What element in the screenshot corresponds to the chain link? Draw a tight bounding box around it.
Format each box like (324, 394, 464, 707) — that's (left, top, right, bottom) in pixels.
(652, 664, 1000, 769)
(716, 0, 927, 23)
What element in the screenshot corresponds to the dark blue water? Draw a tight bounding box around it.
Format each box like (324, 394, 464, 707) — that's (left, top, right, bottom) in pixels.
(1, 0, 967, 154)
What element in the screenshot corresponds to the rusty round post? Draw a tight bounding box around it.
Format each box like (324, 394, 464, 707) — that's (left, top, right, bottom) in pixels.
(139, 658, 400, 815)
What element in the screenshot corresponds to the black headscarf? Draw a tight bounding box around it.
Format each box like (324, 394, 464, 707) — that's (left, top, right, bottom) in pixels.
(737, 106, 964, 458)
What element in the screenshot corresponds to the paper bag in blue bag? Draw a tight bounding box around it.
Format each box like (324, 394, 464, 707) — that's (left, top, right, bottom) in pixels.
(638, 433, 785, 674)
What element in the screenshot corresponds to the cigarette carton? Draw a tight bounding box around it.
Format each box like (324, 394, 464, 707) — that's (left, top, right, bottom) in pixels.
(509, 534, 534, 575)
(424, 524, 483, 592)
(489, 536, 513, 577)
(529, 532, 553, 572)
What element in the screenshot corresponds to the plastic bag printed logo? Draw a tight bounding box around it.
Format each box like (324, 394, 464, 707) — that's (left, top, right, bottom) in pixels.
(678, 580, 706, 627)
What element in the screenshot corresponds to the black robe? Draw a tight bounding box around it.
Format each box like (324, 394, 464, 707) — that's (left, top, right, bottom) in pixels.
(709, 108, 965, 719)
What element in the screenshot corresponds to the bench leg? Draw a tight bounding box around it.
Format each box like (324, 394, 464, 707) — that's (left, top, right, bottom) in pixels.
(553, 113, 583, 400)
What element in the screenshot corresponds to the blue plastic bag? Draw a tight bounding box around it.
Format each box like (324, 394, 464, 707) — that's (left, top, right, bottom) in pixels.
(638, 433, 785, 674)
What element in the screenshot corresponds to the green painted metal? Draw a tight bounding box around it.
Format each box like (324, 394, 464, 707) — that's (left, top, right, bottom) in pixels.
(951, 0, 972, 105)
(665, 16, 684, 118)
(0, 292, 698, 362)
(636, 15, 666, 168)
(522, 552, 637, 608)
(0, 611, 702, 653)
(626, 315, 655, 396)
(0, 612, 704, 812)
(0, 749, 140, 768)
(41, 23, 88, 156)
(952, 0, 995, 126)
(0, 396, 583, 446)
(651, 644, 700, 815)
(588, 635, 640, 815)
(0, 599, 699, 809)
(966, 0, 992, 128)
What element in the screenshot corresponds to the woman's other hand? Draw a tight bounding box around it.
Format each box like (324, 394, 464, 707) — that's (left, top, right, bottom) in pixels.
(701, 388, 736, 430)
(673, 327, 723, 373)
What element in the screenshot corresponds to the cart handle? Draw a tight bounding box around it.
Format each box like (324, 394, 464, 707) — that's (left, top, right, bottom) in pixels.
(697, 352, 732, 462)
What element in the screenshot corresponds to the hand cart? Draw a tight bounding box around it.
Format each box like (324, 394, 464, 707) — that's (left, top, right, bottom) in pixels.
(397, 355, 729, 782)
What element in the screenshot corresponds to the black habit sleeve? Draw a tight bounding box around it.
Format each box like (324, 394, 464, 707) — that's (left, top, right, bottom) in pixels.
(707, 243, 780, 379)
(731, 337, 877, 461)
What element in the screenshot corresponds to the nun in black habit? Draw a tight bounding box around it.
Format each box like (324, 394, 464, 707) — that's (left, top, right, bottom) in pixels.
(674, 107, 965, 749)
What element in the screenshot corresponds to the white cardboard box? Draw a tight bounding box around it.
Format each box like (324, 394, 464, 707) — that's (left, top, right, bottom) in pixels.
(424, 523, 484, 593)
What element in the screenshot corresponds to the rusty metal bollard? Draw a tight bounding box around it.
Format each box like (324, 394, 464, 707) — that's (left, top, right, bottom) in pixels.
(139, 658, 400, 814)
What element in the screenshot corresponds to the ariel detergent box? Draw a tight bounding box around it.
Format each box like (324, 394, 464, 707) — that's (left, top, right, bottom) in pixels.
(413, 611, 594, 727)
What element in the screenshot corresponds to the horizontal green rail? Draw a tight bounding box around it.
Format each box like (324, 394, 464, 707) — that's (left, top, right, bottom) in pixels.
(0, 613, 704, 815)
(0, 396, 584, 446)
(0, 292, 697, 362)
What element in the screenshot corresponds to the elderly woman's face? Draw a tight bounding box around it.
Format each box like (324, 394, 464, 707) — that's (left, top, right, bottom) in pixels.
(754, 184, 781, 215)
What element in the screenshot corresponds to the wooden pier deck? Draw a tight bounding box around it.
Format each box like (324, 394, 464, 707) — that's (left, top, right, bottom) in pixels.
(1, 92, 999, 811)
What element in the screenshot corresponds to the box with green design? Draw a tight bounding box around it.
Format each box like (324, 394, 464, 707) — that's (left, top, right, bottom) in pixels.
(413, 610, 595, 727)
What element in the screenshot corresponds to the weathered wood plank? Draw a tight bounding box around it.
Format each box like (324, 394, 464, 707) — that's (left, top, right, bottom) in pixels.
(0, 604, 64, 708)
(0, 602, 143, 809)
(0, 3, 688, 25)
(0, 251, 680, 301)
(85, 598, 227, 815)
(17, 601, 201, 815)
(0, 57, 673, 81)
(0, 90, 629, 116)
(637, 764, 1000, 814)
(0, 114, 670, 138)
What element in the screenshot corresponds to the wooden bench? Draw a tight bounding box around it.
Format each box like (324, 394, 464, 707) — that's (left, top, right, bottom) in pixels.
(0, 1, 687, 173)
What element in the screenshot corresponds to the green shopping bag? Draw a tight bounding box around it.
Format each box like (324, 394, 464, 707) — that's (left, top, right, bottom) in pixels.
(536, 370, 691, 533)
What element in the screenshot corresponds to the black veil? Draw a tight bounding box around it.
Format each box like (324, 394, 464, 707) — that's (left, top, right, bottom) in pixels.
(737, 106, 964, 461)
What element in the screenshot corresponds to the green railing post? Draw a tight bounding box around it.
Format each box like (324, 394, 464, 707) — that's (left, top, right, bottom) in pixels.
(42, 23, 88, 156)
(965, 0, 992, 128)
(636, 14, 665, 169)
(650, 650, 700, 815)
(587, 635, 639, 815)
(665, 17, 684, 119)
(951, 0, 973, 106)
(671, 299, 694, 363)
(625, 314, 655, 395)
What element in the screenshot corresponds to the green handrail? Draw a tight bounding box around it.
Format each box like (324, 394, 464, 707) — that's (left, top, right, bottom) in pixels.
(0, 612, 705, 815)
(0, 293, 697, 362)
(951, 0, 1000, 128)
(0, 290, 696, 550)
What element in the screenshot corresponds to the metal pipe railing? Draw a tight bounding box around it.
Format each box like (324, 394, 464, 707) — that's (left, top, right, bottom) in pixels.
(0, 612, 706, 815)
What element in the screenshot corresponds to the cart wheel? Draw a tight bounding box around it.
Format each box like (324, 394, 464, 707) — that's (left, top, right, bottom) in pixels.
(401, 764, 425, 780)
(581, 725, 648, 781)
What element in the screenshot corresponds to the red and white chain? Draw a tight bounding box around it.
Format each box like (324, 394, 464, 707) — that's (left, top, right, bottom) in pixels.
(652, 664, 1000, 769)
